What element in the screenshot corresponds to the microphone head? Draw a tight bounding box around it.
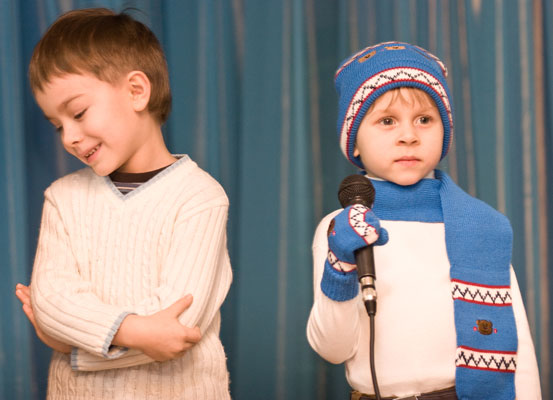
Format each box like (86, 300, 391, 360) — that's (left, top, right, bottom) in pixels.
(338, 175, 375, 208)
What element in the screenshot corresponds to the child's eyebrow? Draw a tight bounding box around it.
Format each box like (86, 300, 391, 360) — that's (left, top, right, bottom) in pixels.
(57, 94, 84, 112)
(417, 105, 440, 113)
(383, 103, 438, 112)
(40, 94, 85, 122)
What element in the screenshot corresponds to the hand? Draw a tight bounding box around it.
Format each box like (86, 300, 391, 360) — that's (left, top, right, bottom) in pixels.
(327, 205, 388, 272)
(113, 295, 202, 362)
(15, 284, 72, 354)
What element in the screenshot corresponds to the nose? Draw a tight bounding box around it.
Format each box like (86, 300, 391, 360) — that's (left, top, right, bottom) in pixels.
(61, 124, 84, 148)
(397, 126, 419, 146)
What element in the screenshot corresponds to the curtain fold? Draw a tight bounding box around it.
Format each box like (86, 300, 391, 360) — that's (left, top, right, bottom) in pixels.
(0, 1, 32, 399)
(1, 1, 550, 398)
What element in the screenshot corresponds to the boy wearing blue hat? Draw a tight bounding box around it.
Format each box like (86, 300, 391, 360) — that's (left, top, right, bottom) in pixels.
(307, 42, 541, 399)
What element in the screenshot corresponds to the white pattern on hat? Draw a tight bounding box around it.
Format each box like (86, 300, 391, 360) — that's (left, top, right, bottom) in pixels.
(339, 67, 453, 165)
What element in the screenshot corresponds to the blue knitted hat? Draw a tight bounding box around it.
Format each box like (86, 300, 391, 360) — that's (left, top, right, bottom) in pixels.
(335, 42, 453, 169)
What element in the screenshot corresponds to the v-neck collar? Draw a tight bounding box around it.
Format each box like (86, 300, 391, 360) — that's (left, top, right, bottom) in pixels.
(101, 155, 190, 202)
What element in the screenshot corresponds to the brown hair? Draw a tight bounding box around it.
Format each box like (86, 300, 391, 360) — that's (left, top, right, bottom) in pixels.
(368, 87, 436, 114)
(28, 8, 171, 124)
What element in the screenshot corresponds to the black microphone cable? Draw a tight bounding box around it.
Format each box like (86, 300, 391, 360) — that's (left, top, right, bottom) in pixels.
(338, 175, 382, 400)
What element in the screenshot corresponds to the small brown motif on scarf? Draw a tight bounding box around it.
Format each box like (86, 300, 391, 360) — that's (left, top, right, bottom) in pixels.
(476, 319, 493, 335)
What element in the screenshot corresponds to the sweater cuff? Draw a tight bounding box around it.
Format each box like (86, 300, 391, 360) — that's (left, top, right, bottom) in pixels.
(71, 348, 153, 371)
(71, 311, 133, 370)
(101, 311, 134, 358)
(321, 260, 359, 301)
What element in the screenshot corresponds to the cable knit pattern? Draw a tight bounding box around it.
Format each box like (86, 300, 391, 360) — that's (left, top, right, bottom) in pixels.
(30, 156, 232, 399)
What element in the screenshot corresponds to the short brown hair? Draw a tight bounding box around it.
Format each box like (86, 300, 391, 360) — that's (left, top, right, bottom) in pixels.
(367, 87, 436, 114)
(29, 8, 171, 124)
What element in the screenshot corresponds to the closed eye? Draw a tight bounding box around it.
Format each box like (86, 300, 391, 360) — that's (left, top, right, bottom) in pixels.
(74, 109, 87, 120)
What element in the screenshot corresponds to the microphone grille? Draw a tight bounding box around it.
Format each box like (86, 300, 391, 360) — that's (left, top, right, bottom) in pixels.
(338, 175, 375, 208)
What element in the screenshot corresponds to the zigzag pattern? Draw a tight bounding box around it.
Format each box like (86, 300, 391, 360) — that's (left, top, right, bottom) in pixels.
(456, 346, 516, 373)
(340, 68, 452, 156)
(451, 280, 512, 306)
(327, 250, 356, 273)
(348, 205, 378, 245)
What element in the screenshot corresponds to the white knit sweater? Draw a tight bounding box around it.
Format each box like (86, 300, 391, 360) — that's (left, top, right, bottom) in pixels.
(30, 156, 233, 399)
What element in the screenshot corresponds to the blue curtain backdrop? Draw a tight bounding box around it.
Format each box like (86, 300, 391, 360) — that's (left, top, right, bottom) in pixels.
(1, 0, 551, 398)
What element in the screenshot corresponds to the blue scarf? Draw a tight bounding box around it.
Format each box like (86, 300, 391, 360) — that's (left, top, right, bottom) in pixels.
(371, 171, 517, 400)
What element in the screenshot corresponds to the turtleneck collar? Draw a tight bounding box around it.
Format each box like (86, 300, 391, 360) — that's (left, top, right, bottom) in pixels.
(369, 177, 443, 222)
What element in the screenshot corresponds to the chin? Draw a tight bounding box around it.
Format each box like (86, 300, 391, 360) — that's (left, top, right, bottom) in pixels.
(389, 175, 425, 186)
(90, 166, 114, 177)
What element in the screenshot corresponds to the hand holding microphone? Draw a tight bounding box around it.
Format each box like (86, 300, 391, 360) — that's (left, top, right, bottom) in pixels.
(327, 175, 388, 315)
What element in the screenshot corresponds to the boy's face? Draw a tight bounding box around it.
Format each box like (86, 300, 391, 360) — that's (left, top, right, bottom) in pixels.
(354, 88, 444, 186)
(35, 72, 154, 176)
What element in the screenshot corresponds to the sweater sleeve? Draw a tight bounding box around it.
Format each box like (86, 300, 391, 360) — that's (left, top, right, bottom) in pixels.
(31, 192, 133, 360)
(73, 197, 232, 371)
(306, 211, 363, 364)
(511, 267, 542, 399)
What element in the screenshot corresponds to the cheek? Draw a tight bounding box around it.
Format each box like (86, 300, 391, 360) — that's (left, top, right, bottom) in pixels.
(355, 140, 385, 168)
(92, 102, 128, 131)
(432, 132, 445, 158)
(359, 134, 389, 153)
(426, 140, 444, 166)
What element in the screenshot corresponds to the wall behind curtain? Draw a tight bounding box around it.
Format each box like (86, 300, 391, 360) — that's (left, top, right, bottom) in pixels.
(1, 0, 550, 399)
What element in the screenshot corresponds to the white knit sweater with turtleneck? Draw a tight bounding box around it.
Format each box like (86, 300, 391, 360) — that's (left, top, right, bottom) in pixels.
(30, 156, 232, 399)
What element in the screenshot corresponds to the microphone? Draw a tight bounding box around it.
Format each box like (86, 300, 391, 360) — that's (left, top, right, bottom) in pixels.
(338, 175, 378, 316)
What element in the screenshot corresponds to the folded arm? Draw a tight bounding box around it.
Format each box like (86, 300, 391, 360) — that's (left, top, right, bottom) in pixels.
(30, 193, 132, 359)
(31, 186, 231, 371)
(73, 198, 232, 370)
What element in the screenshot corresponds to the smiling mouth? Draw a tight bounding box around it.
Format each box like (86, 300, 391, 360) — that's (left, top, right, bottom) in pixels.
(84, 145, 100, 160)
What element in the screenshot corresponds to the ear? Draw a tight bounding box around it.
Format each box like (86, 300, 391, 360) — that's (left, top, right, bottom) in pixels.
(126, 71, 151, 112)
(353, 146, 360, 158)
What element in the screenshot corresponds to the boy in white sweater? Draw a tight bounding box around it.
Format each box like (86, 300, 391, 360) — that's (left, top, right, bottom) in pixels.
(306, 42, 541, 399)
(15, 8, 232, 399)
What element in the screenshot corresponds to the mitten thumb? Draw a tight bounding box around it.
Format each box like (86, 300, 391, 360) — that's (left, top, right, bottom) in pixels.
(374, 227, 389, 246)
